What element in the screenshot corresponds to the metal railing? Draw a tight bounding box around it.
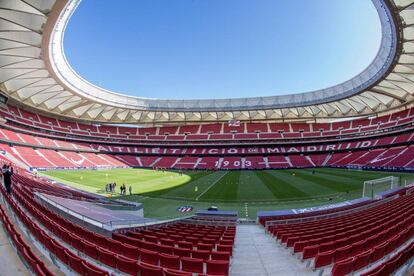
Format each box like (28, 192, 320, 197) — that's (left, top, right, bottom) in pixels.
(264, 196, 395, 230)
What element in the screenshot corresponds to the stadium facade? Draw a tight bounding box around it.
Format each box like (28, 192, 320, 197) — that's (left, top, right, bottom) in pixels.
(1, 1, 414, 276)
(0, 0, 413, 124)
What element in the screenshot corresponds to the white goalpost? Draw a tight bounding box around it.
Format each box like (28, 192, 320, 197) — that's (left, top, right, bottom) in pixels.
(404, 177, 414, 188)
(363, 176, 401, 199)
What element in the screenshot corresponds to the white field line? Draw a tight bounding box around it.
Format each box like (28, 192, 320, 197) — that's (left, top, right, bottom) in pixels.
(196, 171, 229, 200)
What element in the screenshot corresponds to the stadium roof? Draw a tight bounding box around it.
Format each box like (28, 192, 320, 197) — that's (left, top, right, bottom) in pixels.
(0, 0, 413, 124)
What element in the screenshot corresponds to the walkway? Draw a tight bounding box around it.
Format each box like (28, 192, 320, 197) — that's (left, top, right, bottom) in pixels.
(230, 224, 317, 276)
(0, 223, 30, 276)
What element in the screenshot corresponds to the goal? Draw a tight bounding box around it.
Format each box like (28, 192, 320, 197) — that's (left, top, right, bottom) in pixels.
(363, 176, 401, 199)
(403, 177, 414, 188)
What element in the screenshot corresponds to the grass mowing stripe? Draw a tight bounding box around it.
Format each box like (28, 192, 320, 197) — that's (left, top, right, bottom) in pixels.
(237, 171, 275, 201)
(196, 171, 229, 200)
(199, 171, 240, 201)
(141, 171, 214, 197)
(255, 170, 309, 199)
(290, 170, 356, 193)
(267, 170, 334, 196)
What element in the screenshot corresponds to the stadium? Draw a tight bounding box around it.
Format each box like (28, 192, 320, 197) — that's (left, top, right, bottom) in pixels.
(0, 0, 414, 275)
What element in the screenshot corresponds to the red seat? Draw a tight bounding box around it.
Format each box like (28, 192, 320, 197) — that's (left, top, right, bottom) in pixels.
(112, 232, 127, 243)
(22, 247, 40, 270)
(331, 257, 355, 276)
(99, 248, 117, 268)
(319, 241, 335, 253)
(66, 250, 84, 274)
(371, 242, 386, 262)
(69, 233, 83, 252)
(52, 240, 68, 265)
(302, 245, 319, 259)
(138, 262, 163, 276)
(360, 264, 385, 276)
(178, 241, 193, 249)
(141, 240, 157, 251)
(140, 248, 159, 265)
(192, 249, 210, 261)
(160, 238, 175, 247)
(82, 261, 108, 276)
(216, 245, 232, 256)
(206, 260, 229, 275)
(181, 257, 204, 273)
(382, 255, 399, 275)
(163, 268, 192, 276)
(351, 240, 366, 256)
(123, 243, 140, 260)
(82, 240, 99, 259)
(197, 243, 214, 251)
(157, 244, 174, 255)
(354, 250, 372, 271)
(159, 253, 180, 270)
(106, 238, 124, 254)
(314, 250, 334, 268)
(334, 245, 351, 263)
(211, 251, 230, 261)
(34, 263, 53, 276)
(173, 247, 191, 257)
(218, 240, 233, 246)
(116, 255, 139, 275)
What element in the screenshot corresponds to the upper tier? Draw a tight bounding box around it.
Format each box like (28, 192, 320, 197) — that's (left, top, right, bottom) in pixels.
(1, 104, 413, 145)
(0, 0, 413, 123)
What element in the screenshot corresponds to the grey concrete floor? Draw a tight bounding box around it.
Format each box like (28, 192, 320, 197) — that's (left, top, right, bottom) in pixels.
(230, 224, 318, 276)
(0, 224, 30, 276)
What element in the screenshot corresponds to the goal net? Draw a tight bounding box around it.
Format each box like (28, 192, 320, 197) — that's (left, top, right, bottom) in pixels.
(363, 176, 401, 199)
(404, 177, 414, 188)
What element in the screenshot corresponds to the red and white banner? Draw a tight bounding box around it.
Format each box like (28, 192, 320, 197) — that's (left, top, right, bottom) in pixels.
(90, 139, 378, 155)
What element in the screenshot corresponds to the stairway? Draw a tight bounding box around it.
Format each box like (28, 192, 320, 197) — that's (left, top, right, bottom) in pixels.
(230, 224, 315, 276)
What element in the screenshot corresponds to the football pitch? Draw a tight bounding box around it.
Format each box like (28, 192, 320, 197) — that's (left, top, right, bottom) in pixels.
(42, 168, 414, 219)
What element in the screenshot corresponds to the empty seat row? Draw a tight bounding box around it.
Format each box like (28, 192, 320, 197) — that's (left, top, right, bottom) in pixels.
(11, 174, 233, 275)
(0, 184, 109, 276)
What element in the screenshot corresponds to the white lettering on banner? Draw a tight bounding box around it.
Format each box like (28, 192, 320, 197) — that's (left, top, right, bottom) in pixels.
(292, 201, 352, 214)
(113, 146, 123, 152)
(360, 141, 372, 148)
(132, 147, 142, 153)
(89, 139, 384, 154)
(228, 148, 238, 154)
(326, 145, 336, 151)
(96, 145, 108, 151)
(170, 148, 180, 154)
(267, 147, 280, 153)
(287, 147, 299, 153)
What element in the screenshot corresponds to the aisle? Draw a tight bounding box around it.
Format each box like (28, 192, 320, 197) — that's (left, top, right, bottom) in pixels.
(0, 222, 30, 276)
(230, 224, 316, 276)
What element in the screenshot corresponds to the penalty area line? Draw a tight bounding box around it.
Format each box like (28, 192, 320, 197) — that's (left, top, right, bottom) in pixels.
(196, 171, 229, 201)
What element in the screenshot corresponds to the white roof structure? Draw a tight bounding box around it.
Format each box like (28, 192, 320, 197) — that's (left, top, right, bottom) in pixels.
(0, 0, 413, 124)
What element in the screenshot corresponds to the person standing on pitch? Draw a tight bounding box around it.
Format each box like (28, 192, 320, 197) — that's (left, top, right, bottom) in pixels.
(2, 163, 14, 195)
(129, 185, 132, 195)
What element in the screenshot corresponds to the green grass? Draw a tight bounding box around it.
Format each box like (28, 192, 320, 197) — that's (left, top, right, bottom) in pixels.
(42, 168, 414, 219)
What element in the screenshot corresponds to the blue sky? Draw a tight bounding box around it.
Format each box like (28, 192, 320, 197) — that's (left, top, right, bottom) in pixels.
(64, 0, 381, 100)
